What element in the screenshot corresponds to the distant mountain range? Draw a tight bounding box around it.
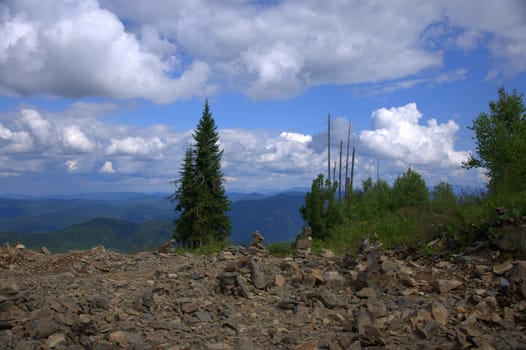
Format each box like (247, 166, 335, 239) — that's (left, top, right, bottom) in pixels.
(0, 191, 306, 253)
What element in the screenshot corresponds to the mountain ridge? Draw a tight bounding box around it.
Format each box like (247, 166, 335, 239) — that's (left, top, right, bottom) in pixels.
(0, 191, 306, 252)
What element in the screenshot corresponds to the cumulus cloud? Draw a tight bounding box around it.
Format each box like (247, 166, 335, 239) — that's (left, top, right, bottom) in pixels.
(1, 1, 523, 102)
(0, 122, 33, 153)
(106, 136, 165, 159)
(62, 125, 96, 154)
(19, 109, 56, 148)
(0, 102, 479, 194)
(0, 0, 209, 103)
(99, 161, 116, 174)
(358, 103, 469, 167)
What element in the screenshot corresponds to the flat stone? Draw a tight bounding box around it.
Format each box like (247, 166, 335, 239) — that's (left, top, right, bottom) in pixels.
(249, 261, 266, 289)
(274, 274, 287, 288)
(236, 275, 252, 299)
(194, 311, 212, 322)
(206, 342, 233, 350)
(356, 287, 377, 299)
(108, 330, 142, 347)
(324, 271, 345, 286)
(181, 301, 198, 313)
(434, 279, 462, 293)
(381, 259, 398, 273)
(510, 260, 526, 283)
(309, 269, 325, 286)
(431, 301, 448, 326)
(320, 249, 335, 259)
(417, 320, 439, 339)
(46, 333, 66, 348)
(493, 261, 513, 275)
(295, 339, 318, 350)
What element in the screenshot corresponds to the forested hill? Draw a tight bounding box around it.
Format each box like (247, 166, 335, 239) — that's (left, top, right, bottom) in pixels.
(0, 191, 305, 252)
(0, 218, 172, 253)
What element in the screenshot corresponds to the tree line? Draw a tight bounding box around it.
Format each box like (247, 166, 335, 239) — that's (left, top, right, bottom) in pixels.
(300, 88, 526, 252)
(172, 88, 525, 253)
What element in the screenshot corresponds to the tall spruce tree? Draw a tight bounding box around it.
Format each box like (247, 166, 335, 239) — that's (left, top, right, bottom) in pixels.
(173, 100, 231, 246)
(174, 147, 197, 243)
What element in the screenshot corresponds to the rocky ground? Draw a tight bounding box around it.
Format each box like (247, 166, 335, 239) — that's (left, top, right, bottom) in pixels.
(0, 240, 525, 349)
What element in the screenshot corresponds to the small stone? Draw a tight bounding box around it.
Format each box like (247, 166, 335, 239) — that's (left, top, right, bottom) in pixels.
(308, 269, 325, 286)
(108, 330, 131, 347)
(320, 249, 335, 259)
(431, 301, 448, 326)
(400, 274, 417, 287)
(510, 260, 526, 283)
(434, 279, 462, 293)
(206, 342, 233, 350)
(41, 246, 51, 255)
(275, 274, 287, 288)
(416, 320, 439, 339)
(279, 296, 296, 310)
(236, 275, 252, 298)
(181, 301, 198, 313)
(318, 292, 338, 309)
(2, 282, 20, 295)
(295, 339, 318, 350)
(493, 261, 513, 275)
(194, 311, 212, 322)
(356, 287, 377, 299)
(399, 265, 413, 275)
(249, 261, 266, 289)
(381, 259, 398, 273)
(324, 271, 345, 285)
(46, 334, 66, 348)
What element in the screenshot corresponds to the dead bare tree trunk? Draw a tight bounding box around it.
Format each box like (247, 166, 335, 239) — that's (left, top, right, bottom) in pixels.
(350, 146, 355, 193)
(345, 121, 351, 199)
(338, 140, 343, 201)
(327, 114, 331, 184)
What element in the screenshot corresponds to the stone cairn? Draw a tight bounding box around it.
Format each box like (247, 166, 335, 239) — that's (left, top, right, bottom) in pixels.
(216, 230, 269, 298)
(248, 230, 268, 257)
(295, 226, 313, 257)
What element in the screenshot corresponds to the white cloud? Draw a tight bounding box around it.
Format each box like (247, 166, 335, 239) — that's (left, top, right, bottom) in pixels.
(1, 1, 523, 102)
(0, 102, 481, 194)
(62, 125, 96, 154)
(65, 159, 79, 173)
(0, 122, 34, 153)
(358, 103, 469, 167)
(19, 109, 56, 148)
(99, 160, 116, 174)
(106, 136, 165, 159)
(0, 0, 209, 103)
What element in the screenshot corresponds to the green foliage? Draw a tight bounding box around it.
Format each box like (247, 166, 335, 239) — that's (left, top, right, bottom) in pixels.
(430, 181, 457, 215)
(463, 88, 526, 193)
(392, 167, 429, 210)
(300, 174, 342, 240)
(299, 88, 526, 256)
(348, 177, 392, 220)
(172, 100, 231, 247)
(267, 241, 295, 257)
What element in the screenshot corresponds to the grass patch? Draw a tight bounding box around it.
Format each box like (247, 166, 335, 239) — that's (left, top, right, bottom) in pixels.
(267, 241, 295, 257)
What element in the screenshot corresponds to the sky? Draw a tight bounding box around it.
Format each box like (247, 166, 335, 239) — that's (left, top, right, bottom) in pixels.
(1, 0, 525, 196)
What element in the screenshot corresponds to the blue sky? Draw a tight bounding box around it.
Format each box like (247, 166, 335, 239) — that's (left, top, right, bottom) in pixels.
(1, 0, 525, 196)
